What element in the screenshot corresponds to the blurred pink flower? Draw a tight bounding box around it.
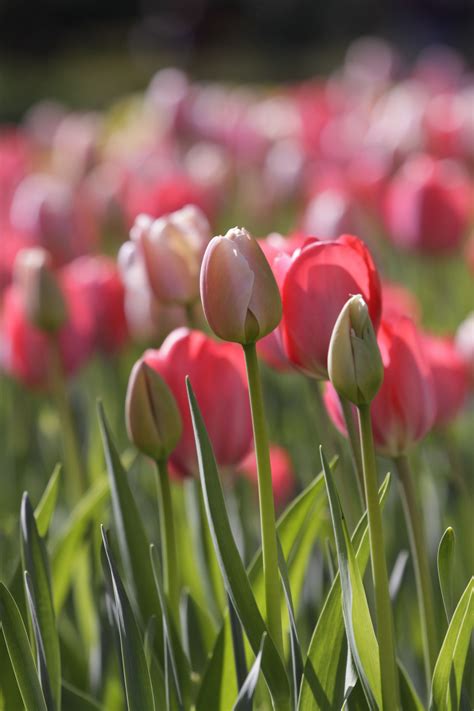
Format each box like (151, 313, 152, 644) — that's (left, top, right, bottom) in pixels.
(237, 444, 295, 508)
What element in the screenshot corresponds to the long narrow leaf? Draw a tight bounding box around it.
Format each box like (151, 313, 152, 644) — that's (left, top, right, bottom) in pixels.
(97, 403, 163, 661)
(0, 582, 47, 711)
(186, 378, 291, 708)
(35, 464, 61, 537)
(277, 539, 304, 707)
(298, 472, 390, 711)
(101, 527, 155, 711)
(319, 446, 382, 709)
(20, 494, 61, 709)
(437, 528, 456, 622)
(232, 634, 266, 711)
(430, 577, 474, 711)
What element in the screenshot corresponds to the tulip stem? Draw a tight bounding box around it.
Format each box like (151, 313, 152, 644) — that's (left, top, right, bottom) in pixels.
(395, 454, 436, 691)
(49, 337, 85, 503)
(339, 394, 365, 507)
(155, 457, 180, 631)
(243, 342, 284, 659)
(358, 404, 400, 711)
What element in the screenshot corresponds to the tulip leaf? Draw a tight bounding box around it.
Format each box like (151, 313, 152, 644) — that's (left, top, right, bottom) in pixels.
(196, 457, 330, 711)
(180, 591, 210, 677)
(232, 634, 266, 711)
(186, 378, 291, 708)
(51, 477, 109, 612)
(101, 527, 156, 711)
(277, 538, 304, 707)
(61, 681, 103, 710)
(35, 464, 61, 537)
(437, 527, 456, 622)
(0, 582, 48, 711)
(20, 493, 61, 709)
(430, 576, 474, 711)
(0, 633, 23, 710)
(23, 572, 55, 711)
(398, 660, 425, 710)
(150, 543, 191, 708)
(388, 550, 409, 603)
(298, 471, 390, 711)
(319, 446, 382, 709)
(228, 592, 248, 690)
(97, 402, 164, 662)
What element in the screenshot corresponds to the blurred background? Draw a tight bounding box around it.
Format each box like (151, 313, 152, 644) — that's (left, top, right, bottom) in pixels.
(1, 0, 474, 121)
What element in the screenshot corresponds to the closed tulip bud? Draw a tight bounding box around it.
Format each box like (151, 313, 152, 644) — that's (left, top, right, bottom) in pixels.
(14, 247, 67, 332)
(328, 294, 383, 405)
(200, 227, 282, 344)
(125, 359, 182, 461)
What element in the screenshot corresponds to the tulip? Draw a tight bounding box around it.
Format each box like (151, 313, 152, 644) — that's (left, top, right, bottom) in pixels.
(281, 234, 382, 379)
(381, 281, 421, 322)
(324, 316, 436, 457)
(144, 328, 252, 478)
(328, 294, 383, 406)
(383, 154, 472, 253)
(1, 281, 94, 389)
(421, 332, 469, 427)
(130, 204, 211, 306)
(238, 445, 295, 508)
(13, 247, 66, 332)
(60, 255, 128, 354)
(455, 312, 474, 385)
(200, 226, 282, 344)
(126, 359, 182, 461)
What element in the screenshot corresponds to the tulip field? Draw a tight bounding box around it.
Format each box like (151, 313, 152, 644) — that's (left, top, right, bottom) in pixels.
(0, 39, 473, 711)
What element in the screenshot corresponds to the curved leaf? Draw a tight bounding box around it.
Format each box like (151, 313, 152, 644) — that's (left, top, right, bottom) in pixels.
(437, 528, 456, 622)
(0, 582, 48, 711)
(35, 464, 61, 538)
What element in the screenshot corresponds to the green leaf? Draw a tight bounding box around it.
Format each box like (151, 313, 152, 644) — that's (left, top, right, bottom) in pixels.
(0, 582, 47, 711)
(398, 660, 425, 711)
(228, 593, 248, 690)
(437, 528, 456, 622)
(97, 402, 163, 662)
(298, 472, 390, 711)
(150, 544, 191, 709)
(277, 539, 303, 708)
(61, 681, 103, 710)
(51, 477, 109, 612)
(0, 632, 24, 710)
(20, 493, 61, 709)
(430, 576, 474, 711)
(186, 378, 291, 709)
(35, 464, 61, 538)
(197, 459, 330, 711)
(232, 634, 266, 711)
(23, 572, 55, 711)
(181, 591, 213, 677)
(319, 447, 382, 710)
(101, 527, 156, 711)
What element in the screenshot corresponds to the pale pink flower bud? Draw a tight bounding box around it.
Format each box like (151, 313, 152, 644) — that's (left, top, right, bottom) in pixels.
(14, 247, 66, 332)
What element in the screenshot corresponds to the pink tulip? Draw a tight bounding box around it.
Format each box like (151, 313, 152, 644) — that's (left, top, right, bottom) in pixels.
(1, 281, 94, 388)
(455, 313, 474, 385)
(144, 328, 253, 478)
(237, 445, 295, 508)
(383, 154, 472, 253)
(60, 256, 128, 355)
(381, 281, 421, 322)
(281, 234, 382, 378)
(420, 332, 469, 427)
(324, 316, 436, 456)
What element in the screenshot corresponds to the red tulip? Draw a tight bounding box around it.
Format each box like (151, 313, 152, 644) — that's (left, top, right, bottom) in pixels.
(1, 281, 94, 388)
(383, 154, 472, 253)
(381, 281, 421, 322)
(281, 234, 382, 378)
(455, 313, 474, 385)
(324, 316, 436, 456)
(420, 332, 469, 427)
(60, 256, 128, 355)
(144, 328, 252, 478)
(237, 445, 295, 508)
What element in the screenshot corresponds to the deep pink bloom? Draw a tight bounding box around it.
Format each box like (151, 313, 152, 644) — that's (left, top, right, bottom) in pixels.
(60, 256, 128, 355)
(281, 234, 382, 378)
(237, 445, 295, 508)
(144, 328, 252, 478)
(420, 332, 469, 427)
(0, 130, 31, 224)
(324, 316, 436, 456)
(383, 154, 472, 253)
(1, 282, 94, 388)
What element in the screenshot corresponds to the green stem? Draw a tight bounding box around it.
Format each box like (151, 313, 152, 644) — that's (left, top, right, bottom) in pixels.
(155, 458, 180, 630)
(395, 454, 437, 691)
(48, 338, 85, 503)
(339, 395, 365, 508)
(243, 342, 284, 659)
(358, 404, 400, 710)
